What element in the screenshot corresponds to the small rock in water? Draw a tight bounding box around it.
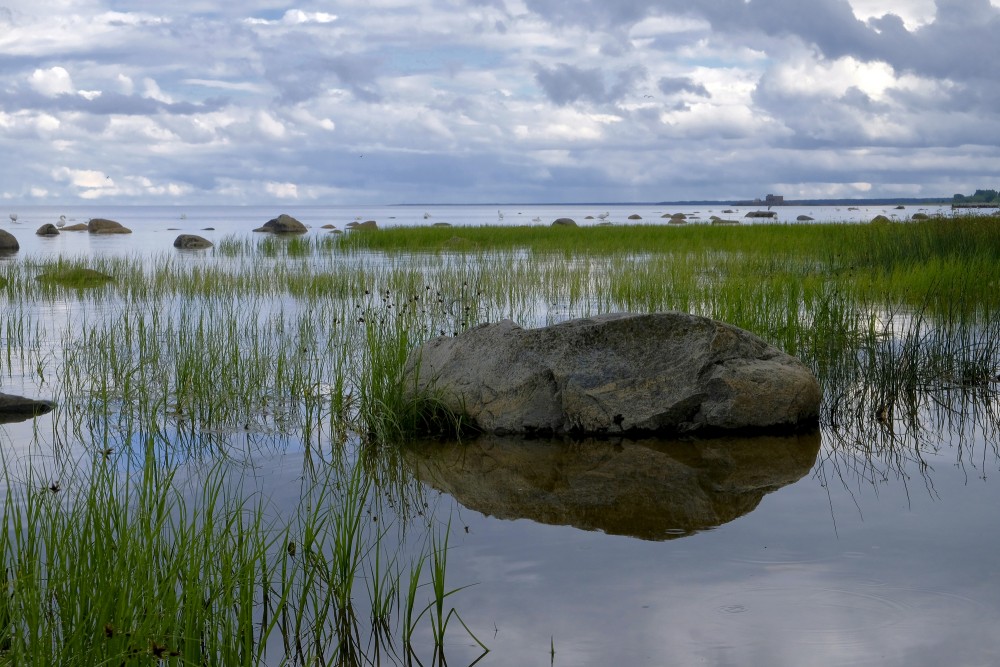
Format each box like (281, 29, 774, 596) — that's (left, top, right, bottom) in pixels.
(173, 234, 213, 249)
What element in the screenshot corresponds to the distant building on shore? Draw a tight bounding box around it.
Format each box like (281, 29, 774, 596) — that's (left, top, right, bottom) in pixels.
(732, 193, 786, 206)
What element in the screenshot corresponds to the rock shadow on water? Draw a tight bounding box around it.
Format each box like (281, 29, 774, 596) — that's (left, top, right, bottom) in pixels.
(404, 431, 820, 541)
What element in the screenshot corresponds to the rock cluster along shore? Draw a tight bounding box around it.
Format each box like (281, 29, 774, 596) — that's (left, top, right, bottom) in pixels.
(404, 312, 821, 437)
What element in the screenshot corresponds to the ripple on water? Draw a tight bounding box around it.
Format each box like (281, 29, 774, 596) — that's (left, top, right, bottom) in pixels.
(705, 583, 989, 649)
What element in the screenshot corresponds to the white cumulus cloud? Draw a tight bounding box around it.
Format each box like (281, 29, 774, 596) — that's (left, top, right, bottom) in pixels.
(29, 66, 74, 96)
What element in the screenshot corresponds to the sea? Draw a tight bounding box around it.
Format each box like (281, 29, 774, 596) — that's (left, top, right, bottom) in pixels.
(0, 201, 966, 259)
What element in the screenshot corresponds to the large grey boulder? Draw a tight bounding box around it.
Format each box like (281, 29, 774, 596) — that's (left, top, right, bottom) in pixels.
(404, 312, 821, 436)
(0, 392, 55, 423)
(88, 218, 132, 234)
(254, 214, 307, 233)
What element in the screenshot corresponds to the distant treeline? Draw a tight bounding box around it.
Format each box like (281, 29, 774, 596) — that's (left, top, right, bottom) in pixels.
(953, 189, 999, 204)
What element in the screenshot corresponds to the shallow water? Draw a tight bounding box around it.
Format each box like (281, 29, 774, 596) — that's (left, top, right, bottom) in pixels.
(0, 202, 970, 260)
(2, 208, 999, 666)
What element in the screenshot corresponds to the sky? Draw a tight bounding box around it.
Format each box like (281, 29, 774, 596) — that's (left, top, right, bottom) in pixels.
(1, 0, 999, 205)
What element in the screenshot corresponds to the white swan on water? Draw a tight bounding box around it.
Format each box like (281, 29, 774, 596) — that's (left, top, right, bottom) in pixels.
(8, 213, 17, 223)
(57, 215, 66, 227)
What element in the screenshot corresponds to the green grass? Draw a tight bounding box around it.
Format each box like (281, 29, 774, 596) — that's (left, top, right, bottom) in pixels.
(1, 214, 998, 663)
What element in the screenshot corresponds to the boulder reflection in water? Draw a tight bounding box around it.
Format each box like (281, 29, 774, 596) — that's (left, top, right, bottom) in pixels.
(404, 432, 820, 541)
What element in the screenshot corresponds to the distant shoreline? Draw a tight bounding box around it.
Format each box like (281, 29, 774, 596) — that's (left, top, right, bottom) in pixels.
(393, 197, 952, 207)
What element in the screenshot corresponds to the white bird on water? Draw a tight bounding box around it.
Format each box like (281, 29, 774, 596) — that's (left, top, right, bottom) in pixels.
(498, 209, 504, 221)
(597, 211, 610, 221)
(9, 213, 17, 224)
(57, 215, 66, 227)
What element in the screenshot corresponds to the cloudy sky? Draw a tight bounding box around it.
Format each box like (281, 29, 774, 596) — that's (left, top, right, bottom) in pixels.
(2, 0, 999, 205)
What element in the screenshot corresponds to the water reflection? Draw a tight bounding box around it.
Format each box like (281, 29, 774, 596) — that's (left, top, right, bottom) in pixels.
(405, 432, 820, 540)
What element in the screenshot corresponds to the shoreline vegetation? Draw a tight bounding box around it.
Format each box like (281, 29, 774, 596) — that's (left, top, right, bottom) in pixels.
(0, 215, 998, 664)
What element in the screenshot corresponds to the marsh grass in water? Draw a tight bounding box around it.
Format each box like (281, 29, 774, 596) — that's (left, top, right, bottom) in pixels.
(0, 445, 468, 666)
(1, 215, 998, 663)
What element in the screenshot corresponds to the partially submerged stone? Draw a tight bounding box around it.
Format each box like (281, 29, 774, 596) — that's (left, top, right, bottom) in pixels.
(88, 218, 132, 234)
(0, 229, 18, 252)
(405, 313, 821, 437)
(346, 220, 379, 231)
(551, 218, 577, 227)
(36, 223, 60, 236)
(254, 214, 307, 233)
(173, 234, 213, 249)
(0, 392, 55, 424)
(36, 267, 114, 288)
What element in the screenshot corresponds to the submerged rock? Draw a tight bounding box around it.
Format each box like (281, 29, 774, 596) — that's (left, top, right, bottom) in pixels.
(36, 223, 60, 236)
(551, 218, 577, 227)
(0, 392, 55, 423)
(61, 223, 90, 231)
(173, 234, 213, 249)
(796, 215, 814, 221)
(404, 313, 821, 437)
(346, 220, 379, 231)
(88, 218, 132, 234)
(405, 431, 820, 540)
(36, 267, 114, 288)
(254, 214, 307, 233)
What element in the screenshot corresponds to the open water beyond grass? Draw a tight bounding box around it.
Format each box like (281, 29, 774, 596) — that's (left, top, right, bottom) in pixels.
(0, 206, 999, 666)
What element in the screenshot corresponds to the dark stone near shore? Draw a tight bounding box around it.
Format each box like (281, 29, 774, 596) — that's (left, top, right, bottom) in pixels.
(61, 223, 89, 231)
(796, 215, 814, 221)
(745, 211, 777, 218)
(405, 312, 821, 437)
(911, 213, 930, 220)
(405, 431, 820, 540)
(346, 220, 379, 230)
(173, 234, 213, 249)
(254, 214, 307, 233)
(628, 214, 642, 220)
(871, 215, 892, 224)
(88, 218, 132, 234)
(0, 392, 55, 423)
(36, 223, 60, 236)
(551, 218, 577, 227)
(0, 229, 18, 251)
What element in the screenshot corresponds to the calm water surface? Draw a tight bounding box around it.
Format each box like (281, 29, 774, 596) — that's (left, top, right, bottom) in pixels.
(0, 202, 965, 258)
(1, 205, 998, 666)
